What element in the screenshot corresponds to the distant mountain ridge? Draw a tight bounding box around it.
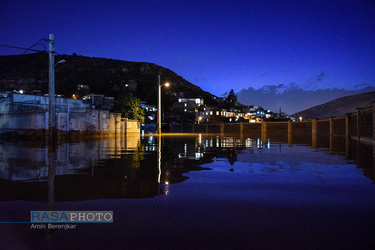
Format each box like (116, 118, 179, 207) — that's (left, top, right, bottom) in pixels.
(236, 83, 375, 115)
(292, 91, 375, 120)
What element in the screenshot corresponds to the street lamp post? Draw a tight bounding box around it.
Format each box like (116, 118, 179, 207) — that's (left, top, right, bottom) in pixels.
(157, 75, 169, 134)
(157, 75, 161, 134)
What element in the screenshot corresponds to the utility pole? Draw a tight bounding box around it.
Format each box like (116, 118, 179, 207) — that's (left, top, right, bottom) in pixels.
(157, 75, 170, 134)
(157, 74, 161, 134)
(48, 34, 56, 143)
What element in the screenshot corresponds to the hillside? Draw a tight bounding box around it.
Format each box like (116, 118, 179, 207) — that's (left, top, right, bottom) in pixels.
(292, 91, 375, 120)
(0, 53, 215, 105)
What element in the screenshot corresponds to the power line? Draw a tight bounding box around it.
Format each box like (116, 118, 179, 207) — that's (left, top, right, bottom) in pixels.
(0, 44, 64, 56)
(0, 44, 45, 53)
(21, 41, 46, 55)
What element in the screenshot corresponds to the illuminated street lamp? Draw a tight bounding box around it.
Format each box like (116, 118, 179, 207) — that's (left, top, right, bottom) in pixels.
(198, 116, 202, 124)
(157, 75, 169, 134)
(55, 59, 66, 66)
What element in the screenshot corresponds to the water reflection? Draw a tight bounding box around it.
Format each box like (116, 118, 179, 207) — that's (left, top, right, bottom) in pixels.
(0, 133, 374, 203)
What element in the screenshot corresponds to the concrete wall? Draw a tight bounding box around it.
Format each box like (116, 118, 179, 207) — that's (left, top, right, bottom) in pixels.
(125, 118, 140, 134)
(0, 109, 140, 136)
(0, 110, 47, 132)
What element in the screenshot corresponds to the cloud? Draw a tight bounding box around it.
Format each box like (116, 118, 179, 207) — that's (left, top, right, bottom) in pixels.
(236, 83, 375, 115)
(260, 71, 269, 77)
(194, 77, 207, 83)
(354, 83, 370, 89)
(316, 71, 326, 82)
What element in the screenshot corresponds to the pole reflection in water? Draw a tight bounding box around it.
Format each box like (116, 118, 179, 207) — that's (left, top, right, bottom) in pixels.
(158, 135, 161, 184)
(47, 146, 56, 211)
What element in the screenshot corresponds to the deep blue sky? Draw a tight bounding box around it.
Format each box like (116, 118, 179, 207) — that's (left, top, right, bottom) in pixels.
(1, 0, 374, 96)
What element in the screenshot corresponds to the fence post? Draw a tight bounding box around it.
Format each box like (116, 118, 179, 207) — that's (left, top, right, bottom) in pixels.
(312, 119, 317, 148)
(329, 117, 334, 151)
(261, 121, 267, 143)
(240, 122, 244, 140)
(346, 113, 350, 158)
(357, 108, 363, 141)
(288, 120, 292, 144)
(220, 123, 225, 136)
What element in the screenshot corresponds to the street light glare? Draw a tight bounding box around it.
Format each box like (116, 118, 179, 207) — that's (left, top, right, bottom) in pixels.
(165, 82, 170, 87)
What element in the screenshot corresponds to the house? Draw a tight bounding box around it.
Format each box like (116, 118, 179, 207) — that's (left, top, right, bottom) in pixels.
(170, 98, 204, 123)
(140, 102, 157, 122)
(88, 94, 114, 110)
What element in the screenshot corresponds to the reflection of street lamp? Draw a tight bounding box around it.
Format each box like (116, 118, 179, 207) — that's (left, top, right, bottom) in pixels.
(157, 75, 170, 134)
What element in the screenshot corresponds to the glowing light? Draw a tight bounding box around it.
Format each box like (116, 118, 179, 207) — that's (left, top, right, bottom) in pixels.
(299, 116, 303, 121)
(165, 181, 169, 185)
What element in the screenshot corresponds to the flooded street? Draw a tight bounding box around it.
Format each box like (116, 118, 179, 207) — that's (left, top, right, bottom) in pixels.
(0, 134, 375, 249)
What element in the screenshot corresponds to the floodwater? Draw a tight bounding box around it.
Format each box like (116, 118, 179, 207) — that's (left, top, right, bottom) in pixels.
(0, 134, 375, 249)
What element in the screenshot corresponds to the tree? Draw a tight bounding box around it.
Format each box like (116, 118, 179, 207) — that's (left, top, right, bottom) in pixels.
(112, 93, 145, 123)
(227, 89, 238, 103)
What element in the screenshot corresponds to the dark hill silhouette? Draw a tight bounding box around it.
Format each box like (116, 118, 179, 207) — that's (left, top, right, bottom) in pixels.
(292, 91, 375, 120)
(0, 53, 215, 105)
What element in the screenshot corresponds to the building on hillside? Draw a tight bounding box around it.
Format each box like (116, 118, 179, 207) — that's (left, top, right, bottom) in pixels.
(140, 102, 157, 123)
(171, 97, 205, 123)
(87, 94, 115, 110)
